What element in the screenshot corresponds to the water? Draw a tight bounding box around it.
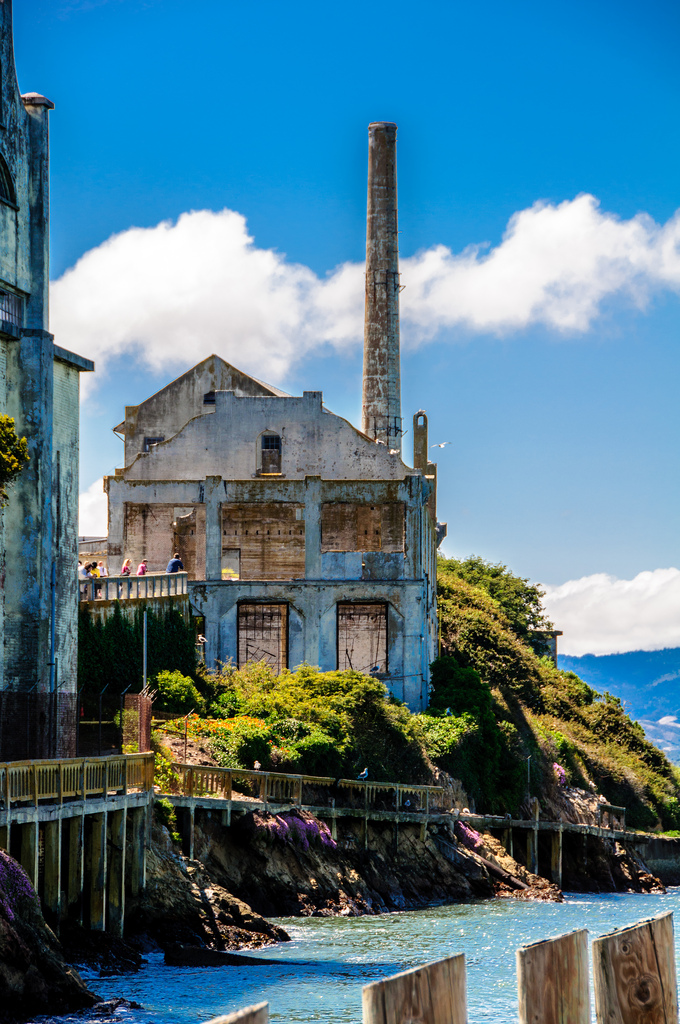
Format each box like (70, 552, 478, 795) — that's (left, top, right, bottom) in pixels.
(53, 890, 680, 1024)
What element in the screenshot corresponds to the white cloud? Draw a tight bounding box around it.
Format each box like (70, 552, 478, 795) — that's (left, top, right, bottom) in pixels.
(52, 194, 680, 396)
(78, 477, 107, 536)
(542, 568, 680, 656)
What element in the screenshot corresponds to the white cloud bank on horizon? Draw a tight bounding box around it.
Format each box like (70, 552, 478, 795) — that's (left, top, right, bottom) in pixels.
(542, 568, 680, 657)
(52, 193, 680, 396)
(79, 477, 107, 537)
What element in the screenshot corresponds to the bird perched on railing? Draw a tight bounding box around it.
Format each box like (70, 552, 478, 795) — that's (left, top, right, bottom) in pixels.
(357, 767, 369, 781)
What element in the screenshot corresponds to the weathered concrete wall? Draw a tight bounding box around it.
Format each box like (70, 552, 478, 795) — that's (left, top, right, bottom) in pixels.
(0, 3, 94, 758)
(82, 594, 190, 626)
(639, 837, 680, 884)
(120, 354, 288, 467)
(53, 358, 81, 693)
(123, 390, 407, 483)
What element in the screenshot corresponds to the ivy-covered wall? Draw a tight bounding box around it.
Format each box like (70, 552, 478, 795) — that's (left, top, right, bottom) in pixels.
(78, 602, 197, 716)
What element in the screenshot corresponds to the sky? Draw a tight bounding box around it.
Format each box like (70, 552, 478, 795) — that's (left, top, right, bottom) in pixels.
(13, 0, 680, 656)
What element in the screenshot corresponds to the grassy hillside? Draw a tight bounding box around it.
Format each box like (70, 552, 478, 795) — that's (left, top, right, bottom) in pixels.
(435, 556, 680, 829)
(152, 557, 680, 832)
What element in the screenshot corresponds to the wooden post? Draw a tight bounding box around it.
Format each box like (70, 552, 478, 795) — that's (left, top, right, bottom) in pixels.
(87, 812, 107, 931)
(203, 1004, 269, 1024)
(67, 814, 85, 924)
(517, 929, 589, 1024)
(593, 911, 678, 1024)
(107, 807, 126, 937)
(19, 820, 39, 888)
(551, 828, 563, 888)
(362, 954, 466, 1024)
(129, 806, 146, 897)
(43, 818, 62, 930)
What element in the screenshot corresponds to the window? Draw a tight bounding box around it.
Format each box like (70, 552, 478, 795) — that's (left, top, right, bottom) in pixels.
(0, 289, 22, 329)
(143, 436, 164, 452)
(203, 391, 216, 405)
(0, 155, 15, 206)
(337, 603, 387, 674)
(238, 603, 288, 673)
(261, 433, 281, 474)
(321, 503, 404, 553)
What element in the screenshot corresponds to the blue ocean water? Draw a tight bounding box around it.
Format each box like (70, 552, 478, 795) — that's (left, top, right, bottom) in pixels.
(45, 890, 680, 1024)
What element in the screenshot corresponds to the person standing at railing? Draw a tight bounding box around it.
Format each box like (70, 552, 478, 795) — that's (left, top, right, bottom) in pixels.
(121, 558, 131, 575)
(97, 560, 108, 576)
(136, 559, 148, 575)
(166, 551, 184, 573)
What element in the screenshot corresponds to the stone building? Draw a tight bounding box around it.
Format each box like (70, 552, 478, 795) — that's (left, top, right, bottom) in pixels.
(106, 123, 444, 710)
(0, 2, 93, 757)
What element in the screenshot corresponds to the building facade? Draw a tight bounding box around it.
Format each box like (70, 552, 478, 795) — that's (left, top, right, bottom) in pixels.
(105, 122, 443, 711)
(0, 1, 93, 757)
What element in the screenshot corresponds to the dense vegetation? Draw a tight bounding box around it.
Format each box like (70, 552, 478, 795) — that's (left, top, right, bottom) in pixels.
(78, 604, 196, 716)
(435, 555, 680, 829)
(84, 555, 679, 831)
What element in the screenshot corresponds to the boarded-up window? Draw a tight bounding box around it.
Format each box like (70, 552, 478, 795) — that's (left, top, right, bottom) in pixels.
(321, 503, 404, 553)
(222, 503, 305, 580)
(337, 603, 388, 674)
(238, 603, 288, 673)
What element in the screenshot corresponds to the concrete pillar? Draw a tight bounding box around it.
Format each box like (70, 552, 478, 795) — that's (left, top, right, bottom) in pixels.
(87, 812, 107, 931)
(503, 828, 513, 859)
(551, 828, 563, 888)
(362, 121, 402, 450)
(107, 808, 126, 937)
(66, 815, 84, 923)
(204, 475, 223, 581)
(129, 806, 146, 897)
(43, 819, 61, 928)
(304, 475, 322, 580)
(19, 820, 38, 889)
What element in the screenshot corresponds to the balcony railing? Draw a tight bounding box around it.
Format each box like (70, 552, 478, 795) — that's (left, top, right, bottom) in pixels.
(79, 571, 188, 602)
(0, 753, 154, 809)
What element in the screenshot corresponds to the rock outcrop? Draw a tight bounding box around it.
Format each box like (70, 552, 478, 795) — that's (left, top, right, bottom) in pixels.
(0, 851, 98, 1022)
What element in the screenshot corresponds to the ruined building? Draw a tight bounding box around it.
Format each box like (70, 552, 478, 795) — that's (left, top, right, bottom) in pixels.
(0, 1, 94, 757)
(106, 123, 444, 710)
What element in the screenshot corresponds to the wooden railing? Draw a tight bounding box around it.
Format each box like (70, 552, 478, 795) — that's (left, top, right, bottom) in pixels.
(171, 763, 451, 814)
(79, 571, 188, 603)
(0, 754, 154, 809)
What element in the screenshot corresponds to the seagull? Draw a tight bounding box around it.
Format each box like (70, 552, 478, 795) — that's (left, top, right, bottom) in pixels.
(389, 449, 401, 455)
(357, 767, 369, 781)
(430, 441, 451, 448)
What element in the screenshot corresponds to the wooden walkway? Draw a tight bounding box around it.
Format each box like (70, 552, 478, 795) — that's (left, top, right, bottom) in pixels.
(166, 762, 650, 884)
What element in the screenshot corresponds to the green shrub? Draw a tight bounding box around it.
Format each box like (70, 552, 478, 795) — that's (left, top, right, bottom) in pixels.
(154, 670, 206, 715)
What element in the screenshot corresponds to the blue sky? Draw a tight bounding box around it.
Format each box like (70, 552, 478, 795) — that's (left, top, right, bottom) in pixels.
(13, 0, 680, 652)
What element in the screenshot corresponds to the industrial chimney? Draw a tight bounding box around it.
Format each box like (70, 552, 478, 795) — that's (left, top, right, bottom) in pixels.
(361, 121, 402, 452)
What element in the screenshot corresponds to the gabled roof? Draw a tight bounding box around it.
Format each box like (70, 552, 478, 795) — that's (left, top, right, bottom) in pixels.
(113, 354, 290, 433)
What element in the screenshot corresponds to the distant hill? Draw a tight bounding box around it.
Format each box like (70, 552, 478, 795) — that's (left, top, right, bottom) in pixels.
(558, 649, 680, 764)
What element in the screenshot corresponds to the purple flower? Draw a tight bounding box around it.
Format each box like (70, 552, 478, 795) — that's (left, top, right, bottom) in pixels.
(456, 822, 483, 850)
(553, 762, 567, 786)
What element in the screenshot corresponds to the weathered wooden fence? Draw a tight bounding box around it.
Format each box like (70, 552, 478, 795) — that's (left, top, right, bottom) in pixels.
(207, 912, 678, 1024)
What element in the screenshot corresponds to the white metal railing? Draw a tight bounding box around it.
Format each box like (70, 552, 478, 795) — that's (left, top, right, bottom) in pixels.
(78, 571, 188, 602)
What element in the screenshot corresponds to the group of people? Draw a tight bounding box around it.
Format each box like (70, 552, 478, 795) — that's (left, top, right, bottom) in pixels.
(78, 560, 107, 578)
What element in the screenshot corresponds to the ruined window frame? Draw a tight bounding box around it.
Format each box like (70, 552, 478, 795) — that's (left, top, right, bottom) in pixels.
(143, 436, 164, 452)
(257, 430, 282, 475)
(336, 601, 388, 676)
(237, 601, 289, 674)
(0, 155, 16, 207)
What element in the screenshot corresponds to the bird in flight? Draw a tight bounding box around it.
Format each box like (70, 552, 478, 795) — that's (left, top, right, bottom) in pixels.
(357, 767, 369, 781)
(430, 441, 451, 448)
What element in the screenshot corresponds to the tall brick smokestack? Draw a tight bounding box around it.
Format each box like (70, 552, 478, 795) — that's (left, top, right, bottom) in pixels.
(362, 121, 402, 452)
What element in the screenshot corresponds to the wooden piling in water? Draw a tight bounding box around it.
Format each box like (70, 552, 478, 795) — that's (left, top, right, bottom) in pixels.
(592, 911, 678, 1024)
(204, 1004, 269, 1024)
(362, 954, 466, 1024)
(517, 929, 589, 1024)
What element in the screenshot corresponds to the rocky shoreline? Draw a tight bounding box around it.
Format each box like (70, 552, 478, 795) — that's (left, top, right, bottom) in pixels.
(0, 800, 668, 1020)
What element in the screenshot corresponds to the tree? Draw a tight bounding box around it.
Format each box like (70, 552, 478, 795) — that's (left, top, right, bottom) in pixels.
(437, 554, 553, 652)
(0, 415, 29, 507)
